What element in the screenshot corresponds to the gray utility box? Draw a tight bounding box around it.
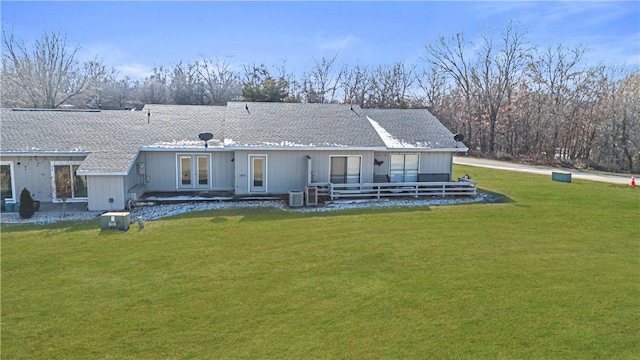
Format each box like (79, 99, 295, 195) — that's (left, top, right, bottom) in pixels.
(552, 172, 572, 183)
(100, 212, 130, 231)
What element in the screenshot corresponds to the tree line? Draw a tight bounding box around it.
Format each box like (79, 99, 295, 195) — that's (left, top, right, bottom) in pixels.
(2, 24, 638, 173)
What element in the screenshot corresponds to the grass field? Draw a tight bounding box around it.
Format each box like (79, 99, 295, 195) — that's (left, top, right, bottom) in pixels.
(2, 165, 639, 359)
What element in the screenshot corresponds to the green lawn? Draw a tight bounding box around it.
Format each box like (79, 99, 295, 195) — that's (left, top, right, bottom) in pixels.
(2, 165, 639, 359)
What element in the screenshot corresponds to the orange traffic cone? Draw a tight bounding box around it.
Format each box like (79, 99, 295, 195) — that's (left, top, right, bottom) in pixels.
(632, 176, 636, 186)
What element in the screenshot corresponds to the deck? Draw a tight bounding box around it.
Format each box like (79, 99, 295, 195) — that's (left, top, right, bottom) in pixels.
(308, 178, 477, 201)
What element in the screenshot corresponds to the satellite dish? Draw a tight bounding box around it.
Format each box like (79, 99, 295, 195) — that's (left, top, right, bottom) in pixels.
(199, 133, 214, 141)
(199, 133, 214, 149)
(454, 133, 464, 142)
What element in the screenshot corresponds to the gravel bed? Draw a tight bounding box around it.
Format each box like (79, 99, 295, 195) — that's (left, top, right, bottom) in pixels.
(1, 194, 492, 226)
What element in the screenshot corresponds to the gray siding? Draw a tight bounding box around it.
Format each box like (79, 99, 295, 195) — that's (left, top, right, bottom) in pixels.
(420, 152, 453, 174)
(308, 150, 375, 184)
(87, 175, 125, 211)
(234, 150, 376, 195)
(373, 151, 453, 181)
(123, 156, 145, 200)
(141, 151, 234, 192)
(0, 155, 86, 203)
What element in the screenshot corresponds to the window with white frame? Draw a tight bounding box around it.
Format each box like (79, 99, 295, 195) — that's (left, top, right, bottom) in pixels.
(177, 154, 210, 188)
(390, 154, 419, 182)
(1, 161, 16, 202)
(330, 156, 361, 184)
(50, 161, 88, 201)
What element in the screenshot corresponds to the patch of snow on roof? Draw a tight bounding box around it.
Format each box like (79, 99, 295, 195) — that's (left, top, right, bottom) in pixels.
(223, 138, 348, 148)
(367, 116, 415, 149)
(147, 140, 203, 148)
(261, 141, 308, 147)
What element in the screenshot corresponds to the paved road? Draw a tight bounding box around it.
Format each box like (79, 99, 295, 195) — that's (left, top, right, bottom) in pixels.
(453, 156, 633, 185)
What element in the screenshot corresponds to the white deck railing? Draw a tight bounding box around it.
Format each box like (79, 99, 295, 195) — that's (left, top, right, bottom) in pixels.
(308, 179, 477, 200)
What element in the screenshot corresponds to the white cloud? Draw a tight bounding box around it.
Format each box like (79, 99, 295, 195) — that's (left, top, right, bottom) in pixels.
(315, 34, 362, 52)
(79, 42, 127, 64)
(115, 63, 154, 79)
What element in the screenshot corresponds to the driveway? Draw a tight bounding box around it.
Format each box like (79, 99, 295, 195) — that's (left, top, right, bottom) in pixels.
(454, 156, 633, 185)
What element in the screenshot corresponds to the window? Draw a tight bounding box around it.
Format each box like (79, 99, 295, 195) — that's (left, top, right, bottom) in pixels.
(390, 154, 419, 182)
(177, 154, 210, 188)
(50, 161, 88, 201)
(1, 161, 15, 202)
(198, 156, 208, 185)
(252, 157, 263, 187)
(330, 156, 361, 184)
(180, 156, 192, 185)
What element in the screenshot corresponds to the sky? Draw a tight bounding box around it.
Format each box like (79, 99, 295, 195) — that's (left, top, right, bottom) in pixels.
(1, 1, 638, 80)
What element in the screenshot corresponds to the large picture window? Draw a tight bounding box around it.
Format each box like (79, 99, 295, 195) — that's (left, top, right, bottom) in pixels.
(390, 154, 419, 182)
(50, 161, 88, 201)
(177, 154, 210, 189)
(330, 156, 361, 184)
(1, 161, 15, 202)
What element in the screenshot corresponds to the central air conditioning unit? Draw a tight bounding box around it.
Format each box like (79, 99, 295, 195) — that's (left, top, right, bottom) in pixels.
(288, 191, 304, 207)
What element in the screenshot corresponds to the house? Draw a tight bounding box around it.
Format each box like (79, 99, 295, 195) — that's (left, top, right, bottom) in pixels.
(0, 102, 471, 211)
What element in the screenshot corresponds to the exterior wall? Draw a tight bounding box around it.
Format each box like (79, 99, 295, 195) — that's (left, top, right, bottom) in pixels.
(87, 175, 125, 211)
(373, 151, 454, 181)
(234, 150, 376, 195)
(123, 156, 145, 200)
(141, 150, 234, 192)
(420, 152, 453, 176)
(373, 152, 391, 179)
(0, 155, 86, 203)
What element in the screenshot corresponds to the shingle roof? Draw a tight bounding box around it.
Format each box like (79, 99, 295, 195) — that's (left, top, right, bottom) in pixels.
(1, 105, 225, 173)
(363, 109, 461, 149)
(1, 103, 464, 175)
(224, 102, 384, 148)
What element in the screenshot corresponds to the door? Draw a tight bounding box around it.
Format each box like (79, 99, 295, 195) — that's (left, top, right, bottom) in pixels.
(390, 154, 419, 182)
(330, 156, 361, 184)
(249, 155, 267, 192)
(178, 154, 210, 189)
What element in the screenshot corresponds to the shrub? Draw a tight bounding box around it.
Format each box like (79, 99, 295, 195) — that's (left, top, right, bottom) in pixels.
(19, 188, 35, 219)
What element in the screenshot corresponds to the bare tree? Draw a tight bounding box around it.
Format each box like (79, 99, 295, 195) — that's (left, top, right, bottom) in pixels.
(1, 30, 107, 108)
(471, 22, 530, 153)
(417, 66, 448, 109)
(425, 33, 475, 146)
(138, 66, 170, 104)
(370, 62, 416, 108)
(197, 57, 241, 105)
(339, 62, 371, 107)
(302, 55, 341, 103)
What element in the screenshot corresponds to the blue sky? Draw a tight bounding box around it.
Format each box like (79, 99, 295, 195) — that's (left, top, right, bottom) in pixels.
(2, 1, 638, 79)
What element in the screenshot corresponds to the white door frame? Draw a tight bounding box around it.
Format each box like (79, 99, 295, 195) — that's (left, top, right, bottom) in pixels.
(248, 154, 267, 193)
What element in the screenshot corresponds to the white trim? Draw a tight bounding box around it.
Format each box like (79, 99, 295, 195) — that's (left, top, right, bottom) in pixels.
(248, 154, 268, 193)
(1, 161, 16, 203)
(139, 147, 223, 152)
(225, 146, 387, 151)
(50, 161, 88, 202)
(76, 170, 129, 176)
(0, 152, 90, 157)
